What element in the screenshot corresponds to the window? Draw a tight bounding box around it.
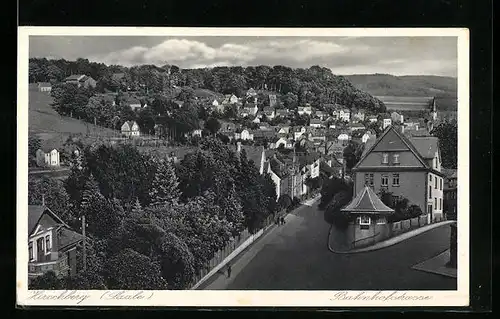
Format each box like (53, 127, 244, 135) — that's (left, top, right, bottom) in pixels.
(429, 175, 432, 182)
(393, 153, 400, 164)
(381, 174, 389, 187)
(45, 235, 51, 253)
(392, 173, 400, 186)
(435, 176, 438, 189)
(434, 197, 437, 209)
(376, 217, 386, 225)
(29, 242, 33, 261)
(429, 186, 432, 199)
(382, 153, 389, 164)
(365, 173, 374, 186)
(440, 178, 443, 190)
(358, 216, 371, 229)
(440, 198, 443, 210)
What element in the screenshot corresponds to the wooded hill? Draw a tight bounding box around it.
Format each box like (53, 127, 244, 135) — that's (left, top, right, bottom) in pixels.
(29, 58, 386, 114)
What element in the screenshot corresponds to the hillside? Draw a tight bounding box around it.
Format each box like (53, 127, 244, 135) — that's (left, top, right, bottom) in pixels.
(29, 84, 121, 141)
(344, 74, 457, 98)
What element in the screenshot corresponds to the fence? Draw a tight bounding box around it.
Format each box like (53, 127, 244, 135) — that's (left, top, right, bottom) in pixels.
(190, 214, 275, 289)
(390, 214, 444, 237)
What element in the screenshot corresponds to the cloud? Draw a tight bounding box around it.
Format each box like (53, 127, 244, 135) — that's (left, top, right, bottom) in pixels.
(32, 36, 458, 76)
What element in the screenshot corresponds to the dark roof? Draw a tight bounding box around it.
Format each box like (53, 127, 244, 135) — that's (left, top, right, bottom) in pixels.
(58, 228, 85, 250)
(28, 205, 68, 235)
(39, 136, 64, 153)
(320, 161, 336, 175)
(409, 136, 439, 159)
(341, 186, 394, 215)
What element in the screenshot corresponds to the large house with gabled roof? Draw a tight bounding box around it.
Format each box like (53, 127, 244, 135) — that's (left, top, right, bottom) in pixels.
(28, 205, 84, 280)
(352, 125, 445, 222)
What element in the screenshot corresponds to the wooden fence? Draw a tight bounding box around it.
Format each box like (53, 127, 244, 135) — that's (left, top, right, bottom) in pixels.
(190, 214, 274, 289)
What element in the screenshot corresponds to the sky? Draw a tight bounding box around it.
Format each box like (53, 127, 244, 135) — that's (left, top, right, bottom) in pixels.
(29, 36, 458, 77)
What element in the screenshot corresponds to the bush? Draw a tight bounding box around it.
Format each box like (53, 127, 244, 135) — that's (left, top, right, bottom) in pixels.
(29, 271, 63, 290)
(324, 191, 352, 229)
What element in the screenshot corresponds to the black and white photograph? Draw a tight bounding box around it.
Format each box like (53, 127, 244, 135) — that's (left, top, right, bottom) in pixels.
(17, 27, 469, 307)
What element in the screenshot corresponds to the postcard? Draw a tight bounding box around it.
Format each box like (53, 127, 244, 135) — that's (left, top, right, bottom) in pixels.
(17, 27, 469, 307)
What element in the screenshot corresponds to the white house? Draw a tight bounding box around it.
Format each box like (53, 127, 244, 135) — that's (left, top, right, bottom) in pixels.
(246, 104, 258, 116)
(391, 111, 404, 124)
(298, 105, 312, 116)
(340, 109, 351, 122)
(36, 148, 60, 167)
(235, 129, 254, 141)
(352, 110, 365, 122)
(294, 126, 307, 141)
(121, 121, 141, 137)
(309, 119, 323, 128)
(361, 131, 375, 143)
(337, 133, 350, 142)
(223, 94, 239, 105)
(383, 118, 392, 129)
(38, 82, 52, 92)
(367, 115, 378, 123)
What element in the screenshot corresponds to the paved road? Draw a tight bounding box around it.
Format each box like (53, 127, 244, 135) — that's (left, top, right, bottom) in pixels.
(204, 199, 457, 290)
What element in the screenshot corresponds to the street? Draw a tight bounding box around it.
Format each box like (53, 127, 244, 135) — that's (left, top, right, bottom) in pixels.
(201, 199, 457, 290)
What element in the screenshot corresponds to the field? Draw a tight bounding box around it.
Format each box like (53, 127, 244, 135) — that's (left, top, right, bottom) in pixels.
(28, 84, 120, 141)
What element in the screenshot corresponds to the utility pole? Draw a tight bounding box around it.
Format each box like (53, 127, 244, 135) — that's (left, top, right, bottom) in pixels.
(81, 215, 87, 271)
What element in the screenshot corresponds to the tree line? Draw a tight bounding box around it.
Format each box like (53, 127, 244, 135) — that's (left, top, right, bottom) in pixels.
(28, 137, 277, 289)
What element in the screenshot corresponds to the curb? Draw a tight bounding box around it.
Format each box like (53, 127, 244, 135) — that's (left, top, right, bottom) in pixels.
(327, 220, 455, 254)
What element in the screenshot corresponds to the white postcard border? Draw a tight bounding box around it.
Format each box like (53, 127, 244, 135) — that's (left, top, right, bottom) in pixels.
(17, 27, 470, 307)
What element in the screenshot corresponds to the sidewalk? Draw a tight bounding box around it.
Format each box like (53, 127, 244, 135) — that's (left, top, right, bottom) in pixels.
(328, 220, 456, 254)
(197, 195, 321, 290)
(412, 249, 457, 278)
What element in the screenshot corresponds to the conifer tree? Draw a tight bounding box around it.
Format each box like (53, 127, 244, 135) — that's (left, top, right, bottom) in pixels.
(80, 173, 103, 210)
(149, 158, 181, 207)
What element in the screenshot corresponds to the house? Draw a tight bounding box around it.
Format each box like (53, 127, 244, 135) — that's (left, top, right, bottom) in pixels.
(212, 99, 220, 107)
(234, 128, 254, 141)
(309, 119, 323, 128)
(246, 88, 257, 98)
(266, 154, 305, 200)
(339, 108, 351, 122)
(352, 109, 365, 122)
(121, 121, 141, 137)
(404, 118, 422, 131)
(348, 123, 366, 132)
(252, 129, 276, 142)
(36, 146, 60, 168)
(442, 168, 457, 219)
(278, 126, 291, 134)
(28, 205, 84, 280)
(222, 94, 239, 105)
(340, 186, 395, 249)
(269, 94, 277, 107)
(245, 103, 259, 116)
(391, 111, 404, 124)
(320, 153, 344, 178)
(126, 97, 142, 111)
(352, 125, 446, 223)
(220, 121, 237, 133)
(263, 107, 276, 119)
(361, 130, 376, 144)
(239, 109, 250, 118)
(382, 117, 392, 129)
(314, 110, 326, 120)
(293, 126, 307, 141)
(275, 109, 290, 118)
(63, 74, 97, 88)
(297, 105, 312, 116)
(367, 115, 378, 123)
(37, 82, 52, 92)
(337, 132, 351, 143)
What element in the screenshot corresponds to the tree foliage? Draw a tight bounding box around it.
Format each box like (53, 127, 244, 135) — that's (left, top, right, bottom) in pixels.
(431, 121, 457, 169)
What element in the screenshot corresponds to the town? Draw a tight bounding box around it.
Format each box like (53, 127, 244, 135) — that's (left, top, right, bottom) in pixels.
(27, 58, 458, 291)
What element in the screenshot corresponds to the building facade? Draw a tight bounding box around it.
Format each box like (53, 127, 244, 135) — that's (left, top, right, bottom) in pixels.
(352, 125, 445, 222)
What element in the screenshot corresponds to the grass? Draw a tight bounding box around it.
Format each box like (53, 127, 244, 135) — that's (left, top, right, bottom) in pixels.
(28, 84, 121, 140)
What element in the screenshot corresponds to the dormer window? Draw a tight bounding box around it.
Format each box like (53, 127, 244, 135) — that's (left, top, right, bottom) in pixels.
(29, 242, 33, 261)
(393, 153, 400, 164)
(382, 153, 389, 164)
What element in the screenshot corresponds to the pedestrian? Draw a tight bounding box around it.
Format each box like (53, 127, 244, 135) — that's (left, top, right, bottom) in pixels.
(227, 263, 232, 278)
